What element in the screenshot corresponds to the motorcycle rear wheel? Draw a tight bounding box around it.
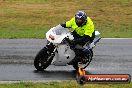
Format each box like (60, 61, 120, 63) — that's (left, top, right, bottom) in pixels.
(73, 49, 93, 70)
(34, 47, 54, 71)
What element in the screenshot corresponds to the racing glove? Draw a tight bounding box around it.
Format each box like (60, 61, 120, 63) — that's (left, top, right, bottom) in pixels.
(60, 23, 66, 28)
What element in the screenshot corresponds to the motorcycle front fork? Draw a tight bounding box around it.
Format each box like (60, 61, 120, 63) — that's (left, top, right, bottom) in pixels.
(46, 42, 57, 56)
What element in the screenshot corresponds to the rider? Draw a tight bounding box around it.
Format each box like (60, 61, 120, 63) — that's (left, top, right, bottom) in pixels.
(60, 11, 95, 64)
(61, 10, 95, 47)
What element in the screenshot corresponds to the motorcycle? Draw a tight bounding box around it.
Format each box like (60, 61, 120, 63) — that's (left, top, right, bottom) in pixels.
(34, 25, 101, 71)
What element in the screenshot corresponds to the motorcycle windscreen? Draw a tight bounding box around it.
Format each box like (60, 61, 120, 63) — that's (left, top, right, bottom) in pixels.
(46, 25, 70, 44)
(52, 25, 69, 35)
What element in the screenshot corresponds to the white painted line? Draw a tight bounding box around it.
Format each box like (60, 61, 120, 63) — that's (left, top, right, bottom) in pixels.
(0, 80, 70, 84)
(102, 38, 132, 39)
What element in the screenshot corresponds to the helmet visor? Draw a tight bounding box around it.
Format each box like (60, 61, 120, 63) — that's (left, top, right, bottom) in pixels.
(75, 17, 85, 26)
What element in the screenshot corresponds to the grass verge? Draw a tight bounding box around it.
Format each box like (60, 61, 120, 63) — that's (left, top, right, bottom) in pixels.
(0, 0, 132, 38)
(0, 81, 131, 88)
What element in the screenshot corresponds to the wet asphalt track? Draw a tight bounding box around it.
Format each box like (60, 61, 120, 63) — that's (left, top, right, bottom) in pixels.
(0, 39, 132, 81)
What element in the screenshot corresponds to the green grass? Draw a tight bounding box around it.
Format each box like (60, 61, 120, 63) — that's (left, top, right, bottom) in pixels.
(0, 81, 131, 88)
(0, 26, 48, 39)
(0, 0, 132, 38)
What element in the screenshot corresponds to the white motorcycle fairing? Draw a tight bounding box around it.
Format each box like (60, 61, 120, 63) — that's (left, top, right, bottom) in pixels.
(46, 25, 75, 65)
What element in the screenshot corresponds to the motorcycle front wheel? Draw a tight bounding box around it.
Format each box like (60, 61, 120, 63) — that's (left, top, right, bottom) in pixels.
(34, 47, 54, 71)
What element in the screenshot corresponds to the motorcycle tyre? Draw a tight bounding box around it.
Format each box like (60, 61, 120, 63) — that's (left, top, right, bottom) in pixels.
(73, 49, 93, 70)
(34, 47, 53, 71)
